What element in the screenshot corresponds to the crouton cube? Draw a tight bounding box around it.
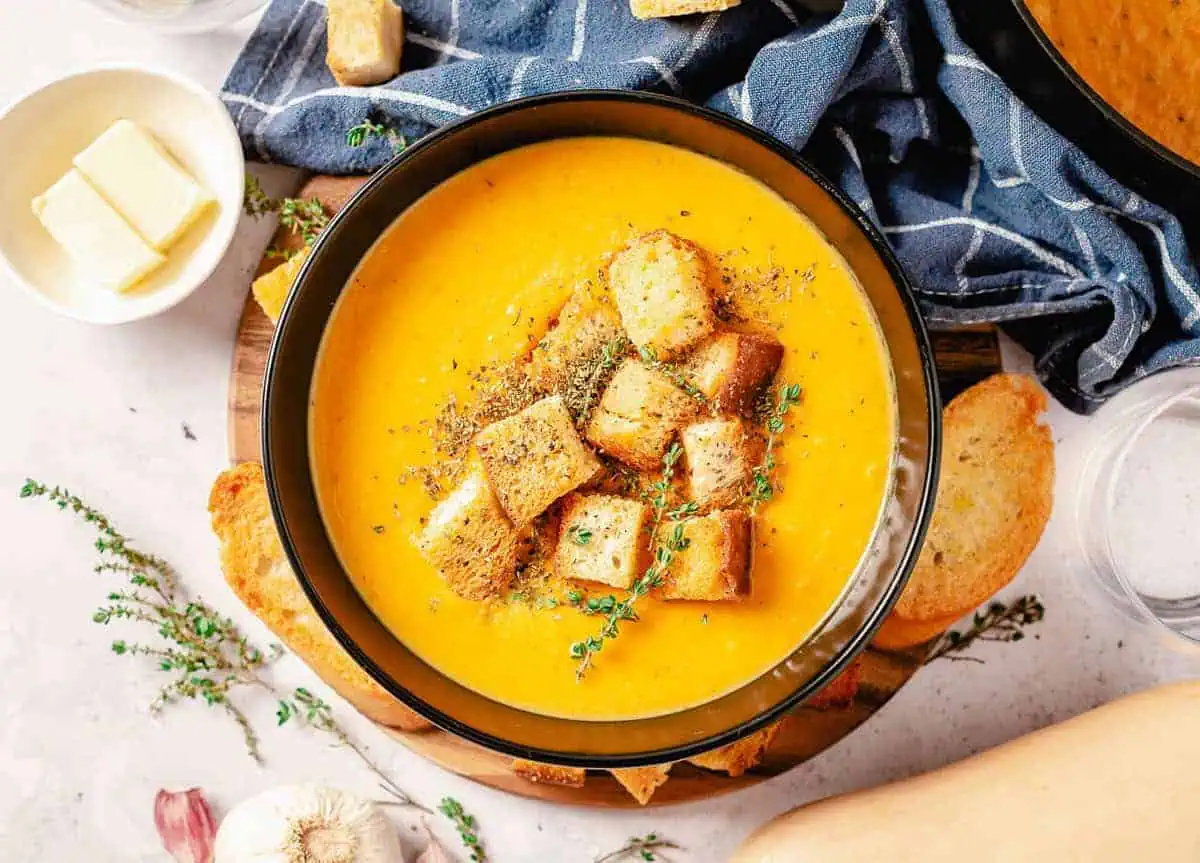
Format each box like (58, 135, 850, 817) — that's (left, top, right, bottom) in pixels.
(684, 331, 784, 416)
(681, 418, 761, 510)
(512, 759, 586, 787)
(475, 396, 602, 526)
(630, 0, 741, 19)
(658, 510, 752, 601)
(528, 288, 625, 395)
(687, 722, 780, 776)
(555, 493, 652, 589)
(414, 470, 519, 601)
(607, 230, 717, 358)
(586, 359, 700, 470)
(610, 764, 673, 805)
(326, 0, 405, 87)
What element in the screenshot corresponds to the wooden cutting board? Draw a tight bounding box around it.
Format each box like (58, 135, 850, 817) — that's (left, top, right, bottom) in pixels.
(226, 175, 1002, 807)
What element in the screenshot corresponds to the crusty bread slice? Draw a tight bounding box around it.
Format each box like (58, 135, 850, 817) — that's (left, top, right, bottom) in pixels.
(872, 612, 959, 650)
(681, 417, 760, 510)
(555, 493, 652, 590)
(893, 373, 1054, 623)
(586, 359, 700, 470)
(528, 287, 625, 396)
(658, 509, 752, 601)
(209, 463, 431, 732)
(688, 722, 780, 776)
(630, 0, 741, 20)
(512, 759, 586, 787)
(684, 331, 783, 416)
(251, 246, 309, 324)
(327, 0, 404, 87)
(805, 658, 863, 710)
(607, 230, 716, 358)
(475, 396, 603, 526)
(414, 468, 520, 600)
(610, 764, 673, 805)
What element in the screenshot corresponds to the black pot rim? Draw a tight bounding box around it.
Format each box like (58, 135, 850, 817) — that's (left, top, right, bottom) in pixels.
(261, 89, 942, 769)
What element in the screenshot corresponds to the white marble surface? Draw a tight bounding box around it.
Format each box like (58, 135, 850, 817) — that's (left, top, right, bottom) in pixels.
(1, 4, 1197, 861)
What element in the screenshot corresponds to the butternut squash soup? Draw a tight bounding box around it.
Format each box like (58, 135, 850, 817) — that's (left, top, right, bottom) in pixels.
(310, 137, 895, 720)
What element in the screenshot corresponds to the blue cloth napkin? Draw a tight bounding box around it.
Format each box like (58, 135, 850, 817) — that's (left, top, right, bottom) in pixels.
(221, 0, 1200, 413)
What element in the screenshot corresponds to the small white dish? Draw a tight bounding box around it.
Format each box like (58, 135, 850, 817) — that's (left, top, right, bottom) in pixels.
(0, 65, 245, 325)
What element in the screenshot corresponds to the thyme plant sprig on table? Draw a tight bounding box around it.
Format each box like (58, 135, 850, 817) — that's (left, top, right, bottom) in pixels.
(570, 445, 694, 680)
(439, 797, 487, 861)
(926, 595, 1046, 664)
(749, 382, 802, 514)
(595, 833, 682, 862)
(242, 175, 330, 254)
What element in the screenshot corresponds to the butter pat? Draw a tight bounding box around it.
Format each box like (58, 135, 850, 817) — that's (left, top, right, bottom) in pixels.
(32, 170, 165, 293)
(73, 120, 213, 251)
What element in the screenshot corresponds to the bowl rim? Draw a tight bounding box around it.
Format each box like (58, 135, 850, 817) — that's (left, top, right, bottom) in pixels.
(262, 89, 942, 767)
(0, 63, 245, 326)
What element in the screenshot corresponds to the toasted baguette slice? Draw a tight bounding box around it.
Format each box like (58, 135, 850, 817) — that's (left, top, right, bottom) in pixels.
(607, 230, 716, 358)
(252, 246, 309, 324)
(209, 463, 431, 732)
(611, 764, 673, 805)
(512, 759, 587, 787)
(529, 288, 625, 396)
(586, 359, 700, 470)
(805, 658, 863, 710)
(414, 468, 520, 600)
(873, 612, 959, 650)
(326, 0, 404, 86)
(893, 374, 1054, 623)
(475, 396, 603, 526)
(688, 722, 780, 776)
(681, 418, 760, 510)
(555, 493, 652, 589)
(684, 331, 784, 416)
(630, 0, 741, 18)
(659, 509, 752, 601)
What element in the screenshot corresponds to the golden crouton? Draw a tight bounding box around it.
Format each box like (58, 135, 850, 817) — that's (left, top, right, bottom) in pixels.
(251, 246, 309, 324)
(658, 509, 752, 601)
(890, 374, 1054, 631)
(208, 463, 431, 732)
(414, 469, 520, 600)
(688, 722, 780, 776)
(586, 359, 700, 470)
(805, 658, 863, 710)
(528, 288, 625, 395)
(685, 331, 784, 416)
(475, 396, 603, 526)
(610, 764, 673, 805)
(681, 418, 761, 510)
(607, 230, 717, 358)
(326, 0, 404, 87)
(555, 493, 652, 589)
(630, 0, 741, 18)
(512, 759, 587, 787)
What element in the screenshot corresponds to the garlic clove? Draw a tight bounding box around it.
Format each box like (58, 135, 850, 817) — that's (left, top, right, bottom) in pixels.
(155, 788, 217, 863)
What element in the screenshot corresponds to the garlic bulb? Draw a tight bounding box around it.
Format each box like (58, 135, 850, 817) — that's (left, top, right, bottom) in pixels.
(213, 784, 403, 863)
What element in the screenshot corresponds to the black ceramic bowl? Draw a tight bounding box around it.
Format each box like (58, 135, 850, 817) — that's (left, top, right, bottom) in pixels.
(262, 91, 940, 768)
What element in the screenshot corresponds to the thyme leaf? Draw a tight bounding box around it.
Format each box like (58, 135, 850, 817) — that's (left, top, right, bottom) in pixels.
(749, 382, 802, 514)
(926, 595, 1045, 664)
(595, 833, 682, 862)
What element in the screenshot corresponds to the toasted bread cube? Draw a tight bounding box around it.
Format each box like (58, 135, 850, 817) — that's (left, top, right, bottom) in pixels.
(658, 510, 752, 601)
(475, 396, 602, 526)
(610, 764, 673, 805)
(630, 0, 741, 18)
(529, 288, 625, 395)
(684, 331, 784, 416)
(512, 759, 586, 787)
(687, 722, 780, 776)
(327, 0, 404, 86)
(555, 493, 652, 589)
(681, 418, 761, 510)
(586, 360, 700, 470)
(414, 470, 519, 601)
(607, 230, 716, 358)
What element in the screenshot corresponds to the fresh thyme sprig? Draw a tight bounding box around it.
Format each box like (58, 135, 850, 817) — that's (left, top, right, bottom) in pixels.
(242, 175, 330, 254)
(638, 345, 707, 405)
(346, 118, 408, 154)
(595, 833, 682, 862)
(926, 595, 1045, 664)
(570, 445, 693, 680)
(439, 797, 487, 861)
(749, 383, 802, 514)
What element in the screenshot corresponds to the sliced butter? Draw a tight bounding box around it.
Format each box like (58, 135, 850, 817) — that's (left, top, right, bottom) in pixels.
(73, 119, 213, 252)
(32, 170, 165, 293)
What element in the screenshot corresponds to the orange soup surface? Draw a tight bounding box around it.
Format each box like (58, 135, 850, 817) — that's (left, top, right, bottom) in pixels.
(310, 137, 896, 720)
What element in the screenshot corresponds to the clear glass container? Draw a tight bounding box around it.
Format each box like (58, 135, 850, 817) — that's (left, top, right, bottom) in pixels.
(81, 0, 267, 34)
(1070, 370, 1200, 649)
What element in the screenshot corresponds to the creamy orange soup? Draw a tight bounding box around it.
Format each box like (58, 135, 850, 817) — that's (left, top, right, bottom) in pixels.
(310, 137, 895, 720)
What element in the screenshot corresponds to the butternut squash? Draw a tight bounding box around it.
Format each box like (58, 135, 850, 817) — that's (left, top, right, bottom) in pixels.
(734, 682, 1200, 862)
